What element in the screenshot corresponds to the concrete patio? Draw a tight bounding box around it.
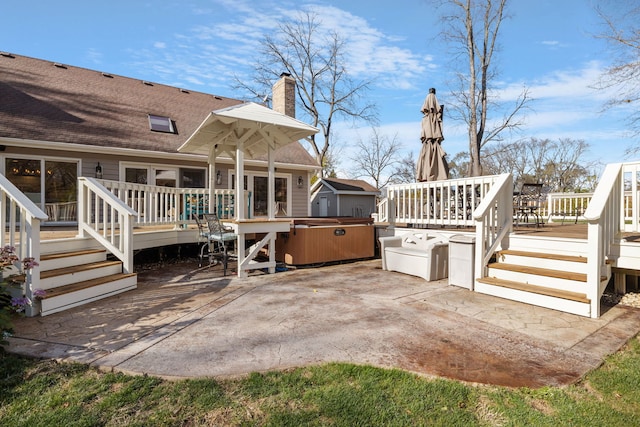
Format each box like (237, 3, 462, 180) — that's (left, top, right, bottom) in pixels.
(8, 258, 640, 388)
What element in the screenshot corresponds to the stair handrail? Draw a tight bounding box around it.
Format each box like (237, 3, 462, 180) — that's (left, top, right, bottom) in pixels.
(583, 162, 623, 318)
(472, 173, 513, 282)
(78, 177, 137, 274)
(0, 173, 48, 315)
(376, 197, 388, 223)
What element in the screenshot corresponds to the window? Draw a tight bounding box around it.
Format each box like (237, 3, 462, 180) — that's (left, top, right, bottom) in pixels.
(148, 114, 175, 133)
(5, 157, 78, 222)
(122, 164, 205, 189)
(155, 169, 177, 187)
(124, 166, 176, 187)
(253, 176, 288, 216)
(6, 159, 42, 202)
(231, 171, 291, 217)
(181, 168, 206, 188)
(125, 167, 148, 184)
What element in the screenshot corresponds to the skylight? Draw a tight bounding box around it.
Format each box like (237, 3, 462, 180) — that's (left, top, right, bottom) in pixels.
(148, 114, 175, 133)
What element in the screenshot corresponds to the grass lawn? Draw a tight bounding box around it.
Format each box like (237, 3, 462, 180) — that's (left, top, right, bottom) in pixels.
(1, 335, 639, 426)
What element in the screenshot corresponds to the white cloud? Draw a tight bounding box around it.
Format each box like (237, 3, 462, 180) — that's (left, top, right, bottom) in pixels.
(528, 62, 606, 100)
(299, 4, 429, 89)
(86, 48, 103, 65)
(540, 40, 570, 49)
(127, 1, 432, 94)
(496, 61, 606, 102)
(487, 60, 626, 146)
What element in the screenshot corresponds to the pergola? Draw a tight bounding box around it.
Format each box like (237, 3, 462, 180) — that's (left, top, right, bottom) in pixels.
(178, 102, 319, 277)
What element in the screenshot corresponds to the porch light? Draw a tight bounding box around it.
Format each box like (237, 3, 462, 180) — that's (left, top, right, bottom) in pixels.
(95, 162, 103, 179)
(216, 170, 222, 185)
(297, 175, 304, 188)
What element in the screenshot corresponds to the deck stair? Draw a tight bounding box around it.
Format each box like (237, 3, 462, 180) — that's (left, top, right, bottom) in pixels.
(37, 248, 137, 316)
(476, 249, 609, 317)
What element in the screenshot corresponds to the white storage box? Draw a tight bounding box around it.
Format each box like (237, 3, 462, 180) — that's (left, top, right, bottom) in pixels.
(379, 232, 449, 281)
(448, 234, 476, 289)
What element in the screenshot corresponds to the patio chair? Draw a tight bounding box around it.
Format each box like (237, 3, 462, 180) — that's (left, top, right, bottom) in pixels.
(515, 183, 544, 227)
(193, 213, 217, 268)
(203, 213, 237, 276)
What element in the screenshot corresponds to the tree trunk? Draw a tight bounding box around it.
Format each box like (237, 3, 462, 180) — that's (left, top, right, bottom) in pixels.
(468, 133, 482, 176)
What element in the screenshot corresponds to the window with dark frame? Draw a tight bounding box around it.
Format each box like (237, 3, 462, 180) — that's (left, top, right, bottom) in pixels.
(148, 114, 175, 133)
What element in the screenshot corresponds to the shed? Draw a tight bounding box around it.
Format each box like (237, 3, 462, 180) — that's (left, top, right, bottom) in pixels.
(310, 178, 380, 218)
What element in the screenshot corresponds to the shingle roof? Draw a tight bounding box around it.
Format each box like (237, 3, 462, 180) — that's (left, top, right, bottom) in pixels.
(0, 53, 318, 166)
(323, 178, 380, 193)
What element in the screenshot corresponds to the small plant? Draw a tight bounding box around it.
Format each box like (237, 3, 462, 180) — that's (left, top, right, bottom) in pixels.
(0, 245, 40, 347)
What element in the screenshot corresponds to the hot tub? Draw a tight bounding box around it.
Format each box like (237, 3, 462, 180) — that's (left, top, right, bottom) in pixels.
(275, 217, 375, 265)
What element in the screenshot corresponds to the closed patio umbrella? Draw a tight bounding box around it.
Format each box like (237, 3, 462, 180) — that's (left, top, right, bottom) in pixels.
(416, 88, 449, 182)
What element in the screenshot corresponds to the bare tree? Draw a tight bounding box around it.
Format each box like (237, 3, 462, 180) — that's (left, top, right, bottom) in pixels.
(390, 151, 417, 184)
(435, 0, 530, 176)
(234, 11, 377, 176)
(447, 151, 470, 178)
(541, 139, 595, 192)
(482, 138, 597, 192)
(481, 140, 529, 179)
(349, 128, 402, 189)
(594, 4, 640, 153)
(321, 144, 343, 180)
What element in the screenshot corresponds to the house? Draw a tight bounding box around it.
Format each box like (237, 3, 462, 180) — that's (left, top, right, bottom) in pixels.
(3, 53, 640, 321)
(0, 52, 320, 315)
(0, 53, 319, 222)
(310, 178, 380, 217)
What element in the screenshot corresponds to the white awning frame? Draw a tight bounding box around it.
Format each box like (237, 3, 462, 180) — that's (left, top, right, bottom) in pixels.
(178, 102, 319, 220)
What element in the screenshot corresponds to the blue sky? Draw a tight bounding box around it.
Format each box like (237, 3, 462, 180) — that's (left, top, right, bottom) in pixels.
(2, 0, 634, 177)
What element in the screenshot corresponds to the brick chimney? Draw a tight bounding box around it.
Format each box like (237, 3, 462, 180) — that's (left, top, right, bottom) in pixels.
(272, 72, 295, 118)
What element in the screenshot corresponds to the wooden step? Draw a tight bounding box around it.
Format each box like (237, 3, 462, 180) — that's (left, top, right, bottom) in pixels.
(40, 260, 122, 280)
(477, 277, 590, 304)
(488, 262, 587, 282)
(40, 273, 137, 299)
(40, 249, 106, 261)
(39, 273, 138, 316)
(39, 249, 108, 271)
(496, 249, 587, 263)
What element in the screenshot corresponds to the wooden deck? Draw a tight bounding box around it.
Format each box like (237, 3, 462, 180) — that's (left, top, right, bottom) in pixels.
(388, 222, 589, 239)
(512, 223, 587, 239)
(37, 225, 188, 241)
(515, 223, 640, 242)
(29, 221, 640, 256)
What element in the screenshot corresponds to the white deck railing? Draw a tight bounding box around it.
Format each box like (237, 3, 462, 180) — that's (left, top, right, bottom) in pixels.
(621, 162, 640, 232)
(78, 179, 252, 272)
(583, 163, 624, 318)
(376, 198, 388, 223)
(380, 175, 503, 227)
(97, 180, 244, 226)
(0, 173, 48, 316)
(542, 191, 640, 224)
(473, 173, 513, 282)
(6, 159, 640, 318)
(78, 178, 137, 274)
(543, 192, 592, 223)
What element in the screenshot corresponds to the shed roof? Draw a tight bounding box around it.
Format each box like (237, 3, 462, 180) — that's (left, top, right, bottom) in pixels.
(317, 178, 380, 194)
